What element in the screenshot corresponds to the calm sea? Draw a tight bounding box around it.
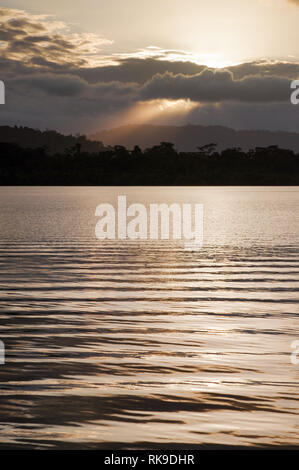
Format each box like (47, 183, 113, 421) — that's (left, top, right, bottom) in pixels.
(0, 186, 298, 449)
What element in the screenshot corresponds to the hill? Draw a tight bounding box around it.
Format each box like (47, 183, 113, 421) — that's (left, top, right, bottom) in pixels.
(0, 126, 107, 154)
(91, 124, 299, 153)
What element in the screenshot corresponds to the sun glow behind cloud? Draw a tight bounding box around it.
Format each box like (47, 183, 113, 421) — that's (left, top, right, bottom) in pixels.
(95, 99, 198, 132)
(157, 99, 196, 112)
(113, 47, 241, 69)
(4, 0, 299, 71)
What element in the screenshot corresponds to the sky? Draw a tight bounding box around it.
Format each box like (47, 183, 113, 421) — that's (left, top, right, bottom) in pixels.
(1, 0, 299, 134)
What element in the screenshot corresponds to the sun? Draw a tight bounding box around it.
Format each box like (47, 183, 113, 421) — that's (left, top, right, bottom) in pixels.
(163, 50, 241, 69)
(194, 53, 241, 69)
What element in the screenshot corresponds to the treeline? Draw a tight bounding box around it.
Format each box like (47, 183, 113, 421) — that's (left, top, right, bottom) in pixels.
(0, 141, 298, 185)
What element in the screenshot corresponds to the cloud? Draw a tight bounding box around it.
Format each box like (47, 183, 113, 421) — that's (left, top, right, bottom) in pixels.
(7, 67, 292, 105)
(0, 7, 112, 68)
(10, 73, 88, 97)
(77, 57, 205, 84)
(230, 60, 299, 80)
(1, 67, 293, 136)
(0, 6, 298, 135)
(139, 69, 291, 103)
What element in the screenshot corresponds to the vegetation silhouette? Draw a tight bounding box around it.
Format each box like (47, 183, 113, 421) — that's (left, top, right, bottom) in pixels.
(0, 136, 298, 185)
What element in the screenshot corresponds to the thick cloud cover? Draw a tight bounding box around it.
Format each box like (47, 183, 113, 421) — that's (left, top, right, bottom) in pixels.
(139, 70, 291, 103)
(0, 7, 298, 134)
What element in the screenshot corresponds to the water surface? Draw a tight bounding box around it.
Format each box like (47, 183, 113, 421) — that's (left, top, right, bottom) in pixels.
(0, 186, 298, 449)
